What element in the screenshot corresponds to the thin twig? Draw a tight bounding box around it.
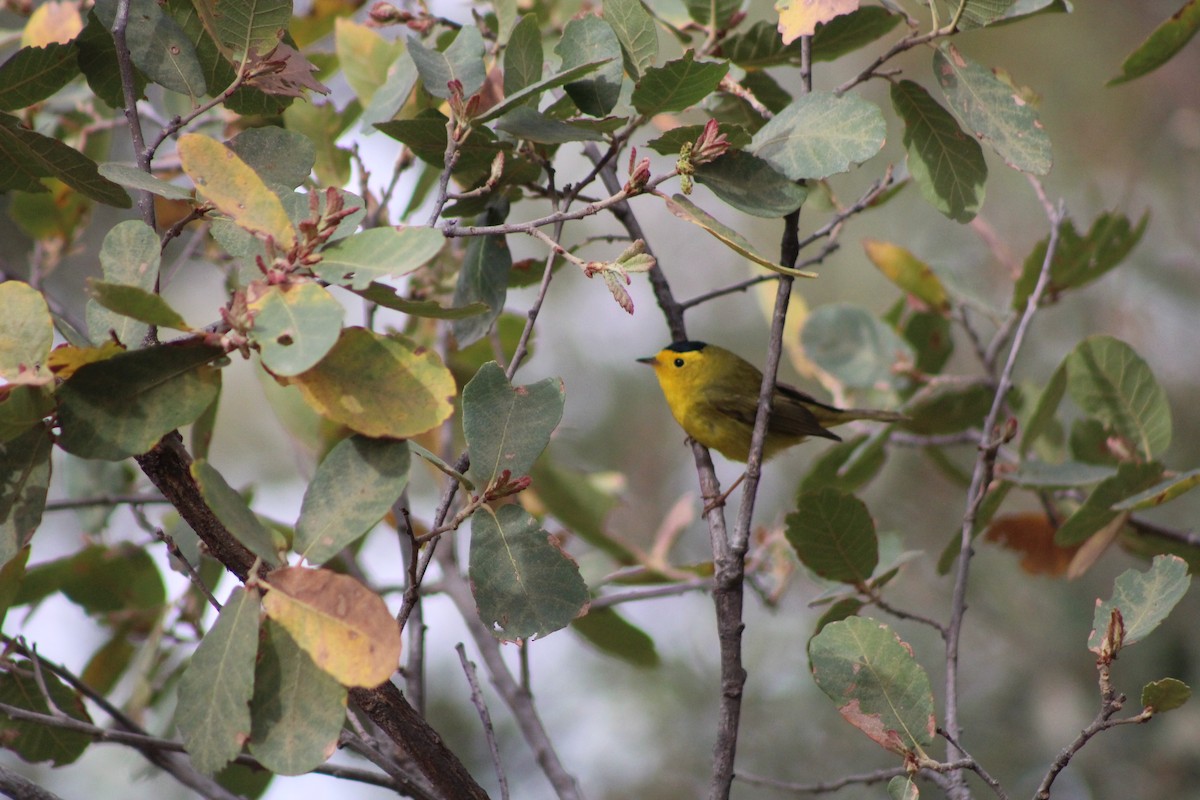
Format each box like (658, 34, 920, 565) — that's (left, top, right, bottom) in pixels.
(110, 0, 155, 229)
(736, 765, 908, 793)
(942, 186, 1066, 797)
(587, 579, 714, 611)
(457, 644, 510, 800)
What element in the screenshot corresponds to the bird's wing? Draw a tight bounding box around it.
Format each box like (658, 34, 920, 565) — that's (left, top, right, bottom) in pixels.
(712, 388, 842, 442)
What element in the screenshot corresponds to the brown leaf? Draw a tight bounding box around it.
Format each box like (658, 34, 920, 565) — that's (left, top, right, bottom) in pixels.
(262, 566, 401, 688)
(245, 44, 331, 98)
(984, 513, 1081, 577)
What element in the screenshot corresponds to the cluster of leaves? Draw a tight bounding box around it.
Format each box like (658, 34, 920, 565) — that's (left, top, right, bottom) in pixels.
(0, 0, 1198, 797)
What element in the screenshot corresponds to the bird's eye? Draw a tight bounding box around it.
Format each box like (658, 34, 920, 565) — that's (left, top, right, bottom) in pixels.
(673, 358, 685, 368)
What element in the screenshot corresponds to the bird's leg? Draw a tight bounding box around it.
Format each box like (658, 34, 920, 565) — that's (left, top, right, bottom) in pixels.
(703, 471, 745, 514)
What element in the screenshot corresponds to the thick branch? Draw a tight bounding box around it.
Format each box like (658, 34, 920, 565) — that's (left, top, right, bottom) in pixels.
(133, 433, 490, 799)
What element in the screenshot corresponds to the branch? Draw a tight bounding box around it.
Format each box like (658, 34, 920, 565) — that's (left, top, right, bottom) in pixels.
(0, 766, 66, 800)
(132, 433, 490, 799)
(110, 0, 155, 229)
(437, 553, 583, 799)
(942, 185, 1066, 796)
(736, 765, 908, 793)
(457, 644, 510, 800)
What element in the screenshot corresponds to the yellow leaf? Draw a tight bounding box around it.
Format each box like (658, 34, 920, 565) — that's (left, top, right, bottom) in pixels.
(776, 0, 860, 44)
(22, 1, 82, 47)
(47, 342, 126, 380)
(177, 133, 296, 250)
(262, 566, 401, 688)
(863, 239, 950, 313)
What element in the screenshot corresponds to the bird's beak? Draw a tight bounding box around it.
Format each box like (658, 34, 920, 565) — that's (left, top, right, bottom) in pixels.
(636, 355, 657, 365)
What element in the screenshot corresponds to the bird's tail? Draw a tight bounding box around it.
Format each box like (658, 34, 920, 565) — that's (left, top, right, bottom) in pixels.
(820, 407, 909, 427)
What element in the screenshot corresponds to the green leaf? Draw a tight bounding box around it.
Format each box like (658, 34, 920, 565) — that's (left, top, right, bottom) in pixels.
(175, 586, 261, 776)
(503, 15, 543, 97)
(798, 432, 888, 494)
(87, 281, 191, 331)
(933, 43, 1052, 175)
(408, 25, 486, 99)
(1109, 0, 1200, 85)
(97, 163, 194, 200)
(248, 282, 344, 377)
(572, 607, 659, 667)
(56, 343, 223, 460)
(694, 149, 807, 218)
(529, 457, 634, 563)
(801, 303, 913, 392)
(890, 79, 987, 223)
(249, 620, 347, 775)
(335, 18, 404, 104)
(0, 658, 93, 766)
(0, 547, 29, 627)
(77, 10, 147, 109)
(0, 112, 130, 207)
(376, 113, 533, 185)
(1012, 211, 1148, 308)
(954, 0, 1018, 29)
(0, 281, 53, 379)
(469, 504, 589, 640)
(646, 123, 752, 155)
(902, 310, 953, 375)
(1088, 555, 1191, 653)
(811, 7, 901, 62)
(452, 201, 513, 347)
(494, 106, 607, 143)
(554, 17, 623, 117)
(809, 617, 936, 755)
(632, 50, 727, 115)
(901, 380, 992, 435)
(313, 226, 444, 290)
(288, 327, 456, 439)
(295, 436, 410, 565)
(480, 60, 614, 125)
(463, 362, 564, 485)
(227, 126, 315, 190)
(1142, 677, 1191, 713)
(888, 775, 920, 800)
(1020, 361, 1066, 456)
(86, 219, 161, 346)
(192, 459, 284, 566)
(0, 426, 52, 567)
(359, 51, 418, 131)
(1054, 461, 1165, 546)
(93, 0, 205, 97)
(787, 489, 879, 584)
(0, 386, 52, 443)
(1114, 469, 1200, 511)
(0, 42, 80, 111)
(1065, 335, 1171, 459)
(605, 0, 658, 78)
(663, 194, 816, 277)
(350, 282, 489, 319)
(750, 91, 886, 180)
(190, 0, 289, 64)
(1006, 461, 1117, 488)
(682, 0, 742, 27)
(722, 21, 803, 68)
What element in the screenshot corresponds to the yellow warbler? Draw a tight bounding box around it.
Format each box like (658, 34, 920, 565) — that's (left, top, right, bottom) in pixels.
(638, 341, 906, 462)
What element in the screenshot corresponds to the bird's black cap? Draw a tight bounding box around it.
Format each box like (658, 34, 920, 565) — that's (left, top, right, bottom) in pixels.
(664, 340, 708, 353)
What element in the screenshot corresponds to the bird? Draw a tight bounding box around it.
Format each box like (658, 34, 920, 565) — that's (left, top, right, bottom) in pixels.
(638, 340, 907, 462)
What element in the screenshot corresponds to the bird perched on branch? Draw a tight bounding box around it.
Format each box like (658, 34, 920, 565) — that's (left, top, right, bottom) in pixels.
(638, 340, 907, 462)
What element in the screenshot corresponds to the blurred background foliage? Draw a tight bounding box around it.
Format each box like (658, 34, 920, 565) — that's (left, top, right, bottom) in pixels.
(2, 0, 1199, 798)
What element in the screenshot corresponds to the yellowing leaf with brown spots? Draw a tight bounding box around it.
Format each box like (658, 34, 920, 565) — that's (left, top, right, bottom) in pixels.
(46, 342, 126, 380)
(777, 0, 859, 44)
(262, 566, 401, 688)
(177, 133, 296, 249)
